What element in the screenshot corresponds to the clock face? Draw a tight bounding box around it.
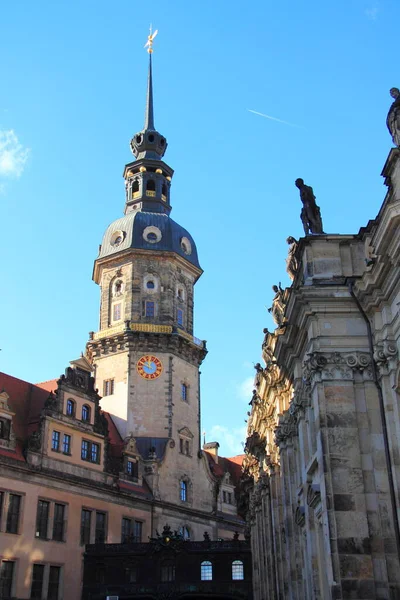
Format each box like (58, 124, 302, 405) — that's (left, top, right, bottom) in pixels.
(137, 355, 163, 380)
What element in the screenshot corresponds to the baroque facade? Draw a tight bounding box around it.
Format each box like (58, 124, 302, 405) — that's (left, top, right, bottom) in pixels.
(0, 46, 246, 600)
(242, 93, 400, 600)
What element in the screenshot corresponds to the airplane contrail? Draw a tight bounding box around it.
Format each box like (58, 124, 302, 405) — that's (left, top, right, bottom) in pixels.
(247, 109, 303, 129)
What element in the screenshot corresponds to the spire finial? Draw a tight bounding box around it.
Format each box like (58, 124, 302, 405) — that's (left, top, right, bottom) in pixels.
(143, 26, 158, 131)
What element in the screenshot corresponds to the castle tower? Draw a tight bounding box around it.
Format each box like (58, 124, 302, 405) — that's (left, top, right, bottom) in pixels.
(86, 36, 215, 522)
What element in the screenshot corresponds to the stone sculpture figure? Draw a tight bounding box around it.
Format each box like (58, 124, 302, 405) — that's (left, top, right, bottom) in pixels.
(295, 178, 324, 235)
(286, 236, 299, 280)
(387, 87, 400, 147)
(268, 283, 286, 327)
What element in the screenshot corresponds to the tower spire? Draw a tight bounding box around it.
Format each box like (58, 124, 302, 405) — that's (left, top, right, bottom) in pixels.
(143, 26, 158, 131)
(144, 53, 155, 131)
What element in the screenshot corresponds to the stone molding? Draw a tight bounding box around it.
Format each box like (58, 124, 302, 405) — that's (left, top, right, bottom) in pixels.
(374, 340, 398, 373)
(303, 351, 373, 383)
(306, 484, 321, 510)
(295, 505, 306, 527)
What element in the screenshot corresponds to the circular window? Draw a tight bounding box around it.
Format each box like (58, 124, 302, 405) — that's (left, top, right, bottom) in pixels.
(147, 280, 155, 289)
(148, 134, 155, 143)
(111, 230, 125, 247)
(143, 226, 162, 244)
(180, 237, 192, 256)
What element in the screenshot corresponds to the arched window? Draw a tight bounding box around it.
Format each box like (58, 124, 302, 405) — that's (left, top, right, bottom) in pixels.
(146, 280, 155, 289)
(82, 405, 91, 423)
(162, 183, 167, 197)
(179, 526, 190, 540)
(132, 179, 139, 193)
(146, 179, 156, 192)
(66, 399, 75, 417)
(180, 480, 187, 502)
(201, 561, 213, 581)
(232, 560, 244, 580)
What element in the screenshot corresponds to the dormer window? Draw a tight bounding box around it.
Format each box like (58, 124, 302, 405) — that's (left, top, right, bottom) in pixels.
(82, 405, 91, 423)
(126, 459, 139, 481)
(0, 418, 10, 440)
(66, 399, 75, 417)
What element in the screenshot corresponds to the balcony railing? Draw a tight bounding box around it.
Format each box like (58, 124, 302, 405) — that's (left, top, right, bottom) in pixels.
(91, 323, 204, 348)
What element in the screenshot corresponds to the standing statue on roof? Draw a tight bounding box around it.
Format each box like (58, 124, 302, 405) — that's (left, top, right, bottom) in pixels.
(387, 87, 400, 147)
(286, 236, 299, 281)
(295, 179, 324, 235)
(268, 283, 286, 327)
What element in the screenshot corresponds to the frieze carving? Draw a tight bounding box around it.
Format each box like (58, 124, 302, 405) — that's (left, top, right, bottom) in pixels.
(307, 484, 321, 509)
(303, 351, 373, 382)
(294, 505, 306, 527)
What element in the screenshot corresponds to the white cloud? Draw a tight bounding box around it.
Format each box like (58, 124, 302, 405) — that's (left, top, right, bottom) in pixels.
(209, 425, 247, 456)
(237, 376, 254, 403)
(0, 130, 30, 178)
(365, 5, 379, 19)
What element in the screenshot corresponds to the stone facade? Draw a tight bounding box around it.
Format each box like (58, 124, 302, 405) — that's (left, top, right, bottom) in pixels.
(242, 145, 400, 597)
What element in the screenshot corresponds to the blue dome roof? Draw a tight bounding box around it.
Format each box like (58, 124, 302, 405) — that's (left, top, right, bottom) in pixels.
(98, 211, 201, 270)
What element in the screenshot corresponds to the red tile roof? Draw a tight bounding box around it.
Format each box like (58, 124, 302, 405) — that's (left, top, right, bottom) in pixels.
(204, 452, 245, 484)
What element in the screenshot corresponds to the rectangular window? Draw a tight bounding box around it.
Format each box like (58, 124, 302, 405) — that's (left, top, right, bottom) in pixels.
(125, 566, 137, 583)
(0, 492, 3, 530)
(6, 494, 21, 534)
(103, 379, 114, 396)
(52, 503, 65, 542)
(180, 480, 187, 502)
(0, 418, 11, 440)
(30, 564, 45, 599)
(223, 491, 227, 503)
(145, 301, 155, 317)
(62, 434, 71, 455)
(113, 303, 121, 321)
(181, 383, 188, 402)
(91, 443, 100, 464)
(228, 492, 232, 504)
(80, 509, 91, 545)
(161, 564, 175, 582)
(95, 512, 106, 544)
(121, 517, 132, 543)
(185, 440, 190, 456)
(177, 308, 183, 327)
(81, 440, 89, 461)
(133, 520, 142, 543)
(47, 566, 61, 600)
(126, 459, 138, 480)
(36, 500, 50, 539)
(0, 561, 14, 598)
(51, 431, 60, 452)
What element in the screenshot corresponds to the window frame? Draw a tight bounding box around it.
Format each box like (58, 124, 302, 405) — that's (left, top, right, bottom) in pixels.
(201, 560, 213, 581)
(51, 430, 60, 452)
(30, 563, 45, 599)
(6, 493, 21, 534)
(81, 440, 101, 464)
(0, 560, 15, 599)
(126, 459, 139, 481)
(177, 307, 184, 327)
(232, 560, 244, 580)
(66, 399, 75, 417)
(81, 405, 91, 423)
(181, 383, 188, 402)
(180, 480, 187, 502)
(52, 503, 66, 542)
(80, 509, 92, 546)
(35, 499, 50, 540)
(62, 434, 71, 455)
(47, 565, 61, 600)
(103, 379, 115, 397)
(0, 418, 11, 441)
(145, 300, 155, 318)
(95, 511, 107, 544)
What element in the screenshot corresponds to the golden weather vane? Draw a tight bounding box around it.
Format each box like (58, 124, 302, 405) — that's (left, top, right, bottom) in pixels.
(144, 24, 158, 54)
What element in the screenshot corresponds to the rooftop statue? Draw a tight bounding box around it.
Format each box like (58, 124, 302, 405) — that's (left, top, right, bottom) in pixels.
(295, 179, 324, 235)
(286, 236, 299, 281)
(268, 283, 286, 328)
(387, 87, 400, 147)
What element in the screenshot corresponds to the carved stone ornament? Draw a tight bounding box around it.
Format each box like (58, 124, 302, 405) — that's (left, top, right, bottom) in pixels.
(307, 484, 321, 509)
(374, 341, 398, 372)
(124, 435, 138, 456)
(295, 505, 306, 527)
(275, 411, 298, 447)
(59, 366, 98, 396)
(303, 351, 373, 383)
(28, 427, 42, 452)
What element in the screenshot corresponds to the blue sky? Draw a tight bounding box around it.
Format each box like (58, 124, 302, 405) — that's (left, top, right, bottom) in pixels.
(0, 0, 398, 456)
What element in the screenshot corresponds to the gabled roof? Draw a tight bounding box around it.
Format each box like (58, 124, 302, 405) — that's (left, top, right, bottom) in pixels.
(204, 452, 244, 485)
